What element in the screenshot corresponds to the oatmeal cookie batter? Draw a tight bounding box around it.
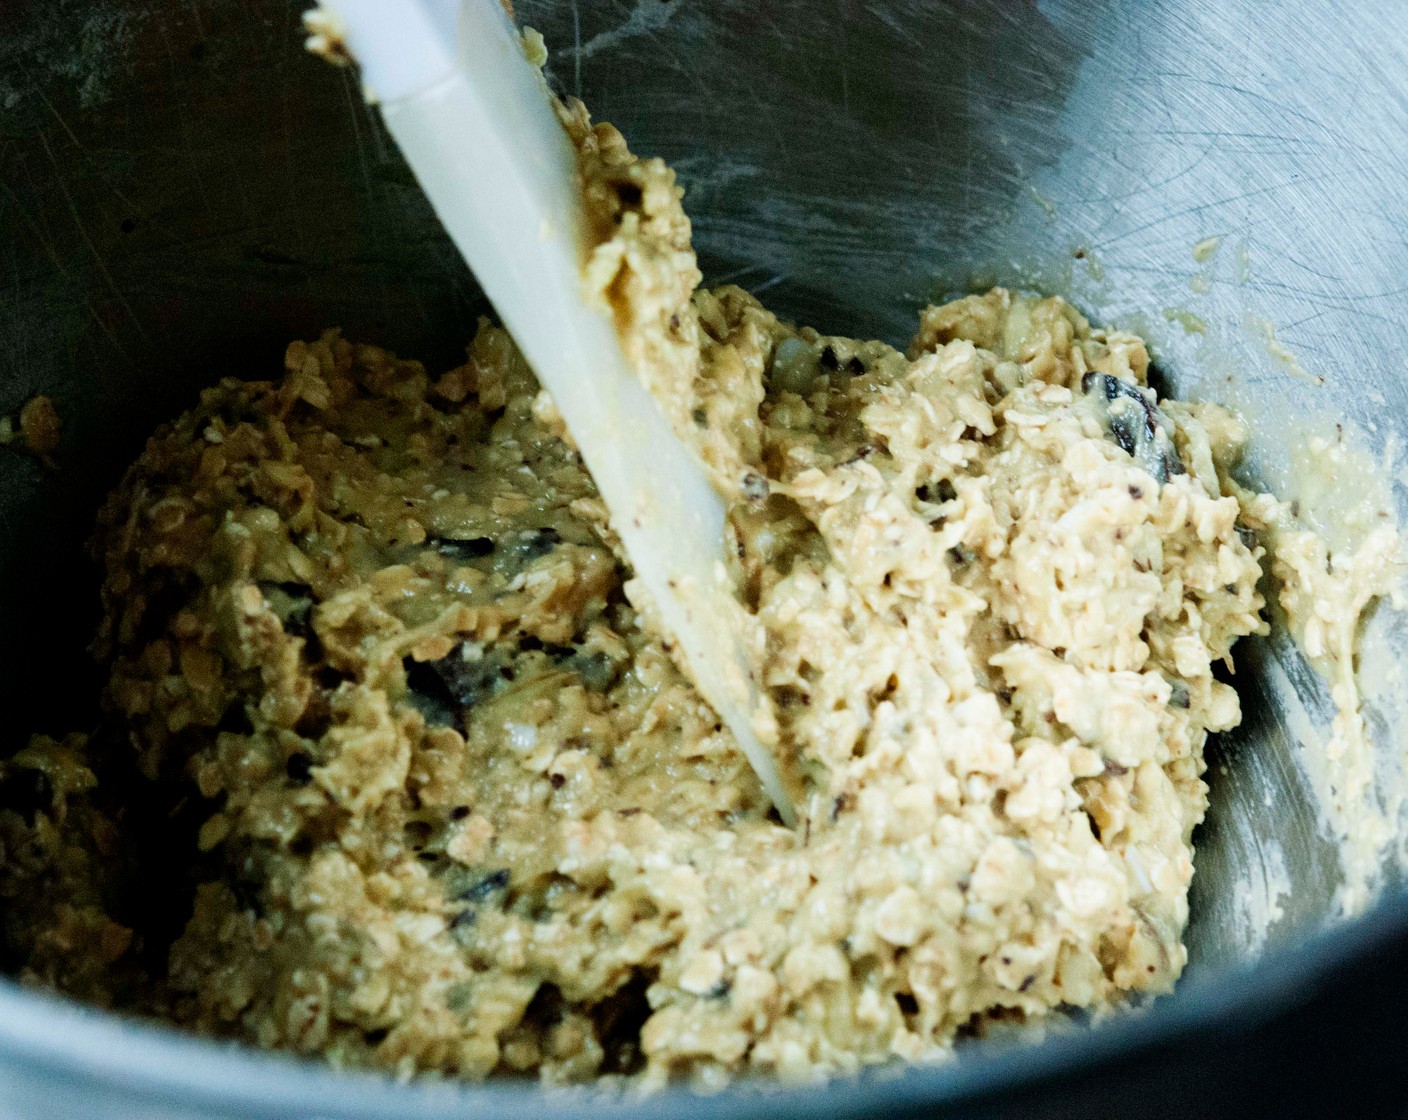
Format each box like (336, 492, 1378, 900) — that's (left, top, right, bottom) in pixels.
(2, 104, 1289, 1087)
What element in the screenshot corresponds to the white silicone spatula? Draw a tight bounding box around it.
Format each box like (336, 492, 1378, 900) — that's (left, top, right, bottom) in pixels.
(304, 0, 794, 825)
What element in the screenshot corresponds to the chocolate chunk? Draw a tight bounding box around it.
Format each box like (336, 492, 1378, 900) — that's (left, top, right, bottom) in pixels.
(408, 645, 519, 724)
(740, 472, 770, 502)
(1167, 678, 1191, 709)
(402, 658, 460, 728)
(457, 868, 510, 903)
(431, 536, 494, 562)
(0, 766, 52, 827)
(285, 752, 313, 785)
(591, 968, 656, 1076)
(916, 478, 958, 505)
(567, 649, 620, 692)
(1080, 373, 1186, 483)
(258, 580, 314, 637)
(504, 526, 562, 566)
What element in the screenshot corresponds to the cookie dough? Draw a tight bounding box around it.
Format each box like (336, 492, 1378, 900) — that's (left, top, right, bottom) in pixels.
(0, 393, 61, 461)
(1, 98, 1329, 1090)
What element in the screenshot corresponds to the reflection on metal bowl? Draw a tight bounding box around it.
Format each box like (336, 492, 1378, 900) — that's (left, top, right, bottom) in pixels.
(1, 1, 1406, 1116)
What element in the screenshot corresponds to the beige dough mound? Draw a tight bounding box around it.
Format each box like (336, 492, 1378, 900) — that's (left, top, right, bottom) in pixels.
(1, 103, 1276, 1090)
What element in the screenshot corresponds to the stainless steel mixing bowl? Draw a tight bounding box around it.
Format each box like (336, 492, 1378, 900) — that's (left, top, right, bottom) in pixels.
(3, 1, 1407, 1115)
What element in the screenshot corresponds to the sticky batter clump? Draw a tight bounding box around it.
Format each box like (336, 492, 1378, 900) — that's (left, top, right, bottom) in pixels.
(2, 104, 1284, 1087)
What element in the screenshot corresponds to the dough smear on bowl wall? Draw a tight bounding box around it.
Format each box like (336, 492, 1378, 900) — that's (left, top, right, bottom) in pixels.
(0, 18, 1402, 1095)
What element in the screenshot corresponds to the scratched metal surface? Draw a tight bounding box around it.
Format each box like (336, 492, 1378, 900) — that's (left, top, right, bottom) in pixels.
(1, 0, 1407, 1116)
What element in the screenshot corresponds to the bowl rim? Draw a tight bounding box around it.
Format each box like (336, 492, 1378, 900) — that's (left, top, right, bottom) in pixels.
(2, 886, 1405, 1117)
